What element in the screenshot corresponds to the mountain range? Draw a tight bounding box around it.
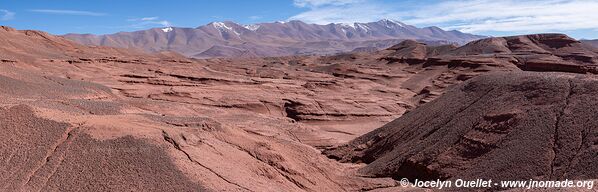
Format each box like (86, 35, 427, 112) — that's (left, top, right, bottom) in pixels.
(582, 39, 598, 48)
(63, 19, 485, 58)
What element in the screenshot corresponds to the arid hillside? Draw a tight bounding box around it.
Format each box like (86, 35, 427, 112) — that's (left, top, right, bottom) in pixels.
(0, 25, 596, 191)
(326, 72, 598, 191)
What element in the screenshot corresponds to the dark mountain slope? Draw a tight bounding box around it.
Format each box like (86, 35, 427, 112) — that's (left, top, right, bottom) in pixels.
(325, 72, 598, 189)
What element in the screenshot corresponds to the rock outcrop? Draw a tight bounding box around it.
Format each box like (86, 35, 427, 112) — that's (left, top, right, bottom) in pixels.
(382, 34, 598, 74)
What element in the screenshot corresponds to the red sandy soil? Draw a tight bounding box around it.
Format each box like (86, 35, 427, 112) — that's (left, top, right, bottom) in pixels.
(0, 25, 596, 191)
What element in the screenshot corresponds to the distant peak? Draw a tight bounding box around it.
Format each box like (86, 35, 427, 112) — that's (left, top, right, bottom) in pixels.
(335, 22, 373, 31)
(376, 19, 406, 27)
(161, 27, 173, 33)
(210, 22, 232, 30)
(378, 18, 399, 22)
(1, 26, 17, 32)
(339, 23, 356, 29)
(209, 22, 240, 36)
(210, 21, 226, 27)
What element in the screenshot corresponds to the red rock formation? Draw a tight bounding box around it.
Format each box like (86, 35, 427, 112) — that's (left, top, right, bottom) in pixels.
(0, 26, 402, 191)
(1, 25, 596, 191)
(325, 72, 598, 190)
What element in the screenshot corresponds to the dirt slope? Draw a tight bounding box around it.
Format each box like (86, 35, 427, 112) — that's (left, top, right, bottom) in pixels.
(325, 72, 598, 190)
(0, 26, 399, 191)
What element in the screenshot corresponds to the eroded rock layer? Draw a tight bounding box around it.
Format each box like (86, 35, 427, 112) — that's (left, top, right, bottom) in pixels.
(0, 26, 405, 192)
(325, 72, 598, 190)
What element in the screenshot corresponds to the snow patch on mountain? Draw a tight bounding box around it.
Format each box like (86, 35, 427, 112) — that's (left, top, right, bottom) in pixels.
(161, 27, 173, 33)
(211, 22, 240, 36)
(379, 19, 405, 28)
(244, 24, 260, 31)
(355, 23, 370, 32)
(212, 22, 232, 30)
(339, 23, 356, 29)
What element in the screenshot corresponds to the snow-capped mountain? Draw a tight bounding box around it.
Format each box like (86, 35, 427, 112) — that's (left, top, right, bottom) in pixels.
(63, 19, 485, 58)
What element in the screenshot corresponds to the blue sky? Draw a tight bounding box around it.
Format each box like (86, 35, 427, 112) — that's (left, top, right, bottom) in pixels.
(1, 0, 597, 39)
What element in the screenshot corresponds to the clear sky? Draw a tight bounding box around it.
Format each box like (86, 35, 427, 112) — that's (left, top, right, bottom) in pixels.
(1, 0, 597, 39)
